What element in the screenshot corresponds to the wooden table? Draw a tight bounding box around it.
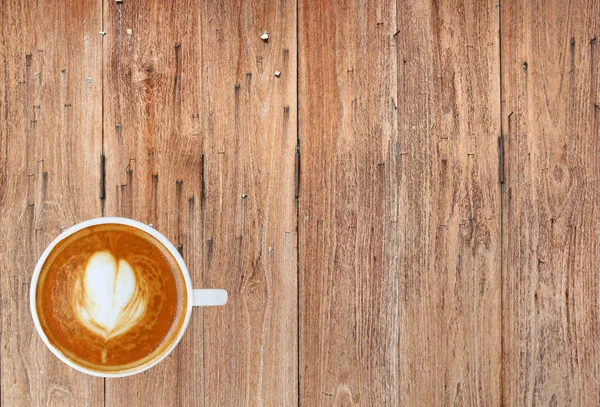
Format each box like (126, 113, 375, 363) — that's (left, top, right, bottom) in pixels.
(1, 0, 599, 405)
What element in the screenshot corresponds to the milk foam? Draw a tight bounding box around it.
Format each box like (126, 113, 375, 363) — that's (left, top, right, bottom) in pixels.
(73, 251, 146, 339)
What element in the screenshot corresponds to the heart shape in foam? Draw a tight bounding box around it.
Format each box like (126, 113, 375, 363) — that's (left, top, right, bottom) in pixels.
(73, 251, 146, 339)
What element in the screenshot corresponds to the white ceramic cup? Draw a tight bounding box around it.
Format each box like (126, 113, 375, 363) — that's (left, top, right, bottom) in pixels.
(30, 217, 227, 377)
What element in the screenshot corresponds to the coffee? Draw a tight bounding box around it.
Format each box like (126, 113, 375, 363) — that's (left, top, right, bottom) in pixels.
(35, 223, 188, 373)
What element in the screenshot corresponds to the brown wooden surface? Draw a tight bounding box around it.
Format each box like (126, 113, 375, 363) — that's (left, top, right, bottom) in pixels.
(101, 0, 298, 405)
(299, 0, 501, 404)
(0, 0, 599, 406)
(502, 0, 600, 405)
(0, 0, 104, 406)
(102, 0, 204, 404)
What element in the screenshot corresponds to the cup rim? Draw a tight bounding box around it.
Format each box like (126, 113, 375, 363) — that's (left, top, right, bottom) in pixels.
(29, 216, 195, 378)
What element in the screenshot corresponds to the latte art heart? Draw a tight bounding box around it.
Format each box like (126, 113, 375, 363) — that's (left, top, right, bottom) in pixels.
(73, 251, 147, 339)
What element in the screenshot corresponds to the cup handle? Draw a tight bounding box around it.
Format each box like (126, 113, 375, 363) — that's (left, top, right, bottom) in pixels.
(193, 289, 228, 306)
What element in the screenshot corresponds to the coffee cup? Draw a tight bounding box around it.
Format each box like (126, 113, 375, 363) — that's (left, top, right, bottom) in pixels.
(30, 217, 227, 377)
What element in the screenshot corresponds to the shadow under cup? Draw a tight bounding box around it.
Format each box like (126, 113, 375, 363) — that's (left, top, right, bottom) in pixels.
(30, 219, 193, 376)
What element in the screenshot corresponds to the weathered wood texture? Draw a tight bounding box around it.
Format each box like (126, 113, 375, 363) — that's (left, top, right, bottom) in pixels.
(197, 1, 298, 405)
(299, 0, 501, 405)
(2, 0, 600, 405)
(0, 0, 104, 406)
(103, 0, 297, 406)
(102, 0, 203, 404)
(502, 0, 600, 405)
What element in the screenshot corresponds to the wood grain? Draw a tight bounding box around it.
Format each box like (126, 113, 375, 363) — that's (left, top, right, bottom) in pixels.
(0, 0, 104, 406)
(199, 1, 298, 405)
(103, 0, 297, 405)
(103, 0, 203, 402)
(299, 0, 501, 405)
(502, 0, 600, 404)
(394, 1, 502, 403)
(3, 0, 600, 405)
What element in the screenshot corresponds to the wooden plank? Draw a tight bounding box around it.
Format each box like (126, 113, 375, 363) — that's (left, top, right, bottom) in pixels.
(299, 0, 501, 405)
(103, 0, 297, 405)
(198, 1, 298, 404)
(102, 0, 203, 405)
(502, 0, 600, 404)
(394, 2, 501, 403)
(298, 2, 399, 404)
(0, 0, 104, 406)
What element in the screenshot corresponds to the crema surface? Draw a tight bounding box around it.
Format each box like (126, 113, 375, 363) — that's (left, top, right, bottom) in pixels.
(36, 223, 187, 373)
